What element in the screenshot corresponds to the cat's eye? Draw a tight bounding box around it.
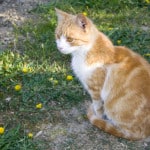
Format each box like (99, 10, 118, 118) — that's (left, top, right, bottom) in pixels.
(67, 37, 74, 43)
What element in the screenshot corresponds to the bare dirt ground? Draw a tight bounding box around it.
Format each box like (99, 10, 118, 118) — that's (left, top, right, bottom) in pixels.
(0, 1, 150, 150)
(34, 102, 150, 150)
(0, 0, 49, 50)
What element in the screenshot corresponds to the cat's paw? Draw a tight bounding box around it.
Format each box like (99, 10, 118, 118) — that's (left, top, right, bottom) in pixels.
(87, 104, 94, 117)
(87, 105, 97, 123)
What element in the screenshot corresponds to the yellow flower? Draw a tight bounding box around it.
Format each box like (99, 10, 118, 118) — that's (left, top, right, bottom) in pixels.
(0, 127, 5, 134)
(66, 75, 73, 81)
(82, 12, 87, 16)
(108, 27, 113, 31)
(36, 103, 42, 109)
(145, 0, 150, 4)
(14, 84, 22, 91)
(22, 67, 29, 73)
(117, 40, 121, 45)
(28, 133, 33, 138)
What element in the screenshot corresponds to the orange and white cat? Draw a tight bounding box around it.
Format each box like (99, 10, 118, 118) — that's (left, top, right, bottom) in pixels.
(55, 8, 150, 140)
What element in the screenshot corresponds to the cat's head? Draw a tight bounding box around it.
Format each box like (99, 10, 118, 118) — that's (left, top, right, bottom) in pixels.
(55, 8, 96, 54)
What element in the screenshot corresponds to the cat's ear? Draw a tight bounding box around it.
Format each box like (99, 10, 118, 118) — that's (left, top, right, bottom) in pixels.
(55, 8, 68, 22)
(76, 14, 88, 31)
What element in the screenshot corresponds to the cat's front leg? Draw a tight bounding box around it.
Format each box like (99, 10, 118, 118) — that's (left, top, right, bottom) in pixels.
(87, 88, 104, 118)
(92, 99, 103, 118)
(87, 103, 98, 121)
(87, 68, 106, 118)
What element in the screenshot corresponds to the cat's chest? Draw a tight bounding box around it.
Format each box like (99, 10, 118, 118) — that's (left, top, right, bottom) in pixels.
(71, 56, 89, 82)
(71, 54, 103, 89)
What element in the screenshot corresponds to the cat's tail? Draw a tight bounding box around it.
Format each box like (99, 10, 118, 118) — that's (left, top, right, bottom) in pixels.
(87, 105, 140, 141)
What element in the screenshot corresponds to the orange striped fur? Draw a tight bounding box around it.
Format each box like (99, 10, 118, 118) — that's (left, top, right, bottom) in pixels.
(55, 9, 150, 140)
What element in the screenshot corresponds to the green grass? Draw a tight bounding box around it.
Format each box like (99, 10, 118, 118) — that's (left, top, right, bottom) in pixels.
(0, 0, 150, 149)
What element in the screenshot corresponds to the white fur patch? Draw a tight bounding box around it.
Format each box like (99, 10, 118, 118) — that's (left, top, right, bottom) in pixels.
(92, 100, 103, 118)
(56, 35, 81, 54)
(101, 65, 113, 101)
(72, 49, 104, 90)
(101, 88, 109, 101)
(92, 100, 101, 112)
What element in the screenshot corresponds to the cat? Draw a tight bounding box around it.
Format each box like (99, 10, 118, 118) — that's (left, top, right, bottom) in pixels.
(55, 8, 150, 140)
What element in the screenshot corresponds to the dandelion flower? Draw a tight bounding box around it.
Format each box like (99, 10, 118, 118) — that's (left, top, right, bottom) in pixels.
(66, 75, 73, 81)
(36, 103, 42, 109)
(28, 133, 33, 138)
(14, 84, 22, 91)
(117, 40, 121, 45)
(82, 12, 87, 16)
(22, 67, 29, 73)
(108, 27, 113, 31)
(0, 127, 5, 134)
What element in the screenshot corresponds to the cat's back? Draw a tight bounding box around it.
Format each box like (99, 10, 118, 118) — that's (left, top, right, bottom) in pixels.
(114, 46, 150, 73)
(112, 46, 150, 100)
